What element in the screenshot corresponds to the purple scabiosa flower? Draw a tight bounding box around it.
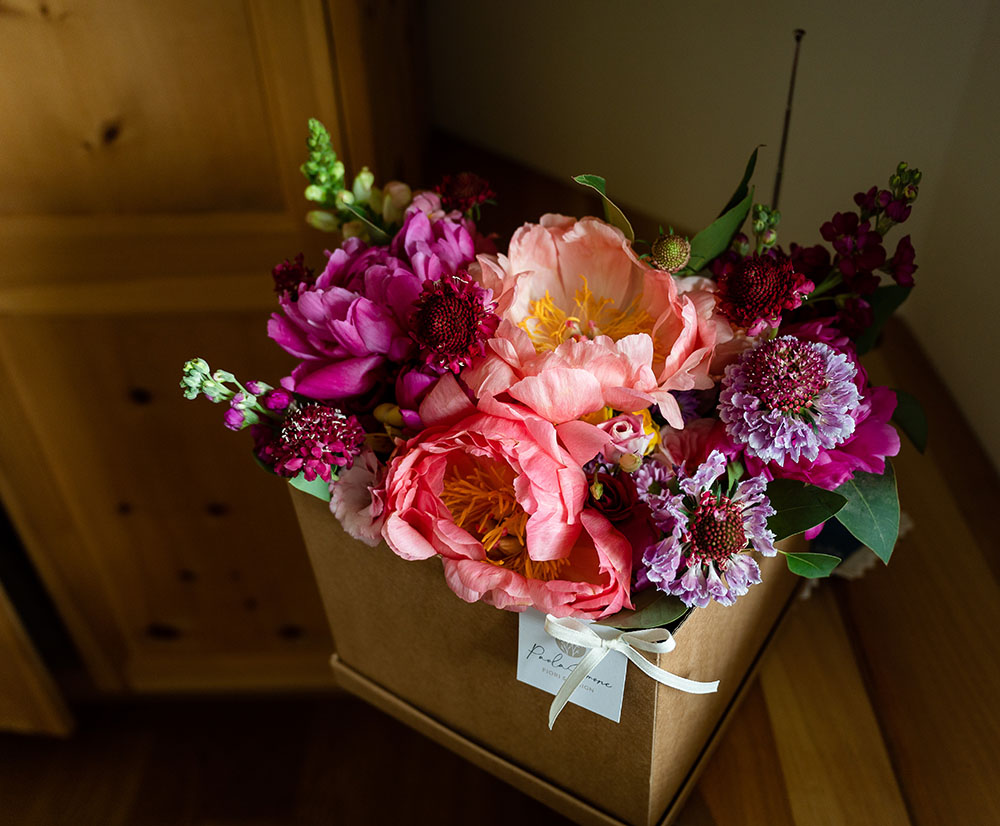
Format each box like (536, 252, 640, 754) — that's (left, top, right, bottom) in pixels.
(719, 336, 860, 464)
(411, 272, 499, 373)
(641, 451, 775, 608)
(257, 402, 366, 483)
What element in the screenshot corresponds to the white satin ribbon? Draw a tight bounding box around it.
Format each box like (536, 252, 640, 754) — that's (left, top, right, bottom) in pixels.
(543, 614, 720, 729)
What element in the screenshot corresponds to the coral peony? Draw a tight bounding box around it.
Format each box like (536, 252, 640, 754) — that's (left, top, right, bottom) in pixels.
(477, 215, 723, 426)
(378, 375, 632, 618)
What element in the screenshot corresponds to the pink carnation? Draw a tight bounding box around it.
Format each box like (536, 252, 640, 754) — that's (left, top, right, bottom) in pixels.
(378, 375, 632, 619)
(476, 215, 723, 427)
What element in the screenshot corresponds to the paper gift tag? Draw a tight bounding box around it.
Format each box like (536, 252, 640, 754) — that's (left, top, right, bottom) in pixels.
(516, 609, 627, 723)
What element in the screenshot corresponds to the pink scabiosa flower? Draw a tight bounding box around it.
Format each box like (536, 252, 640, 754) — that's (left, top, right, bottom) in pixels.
(715, 254, 814, 335)
(719, 336, 860, 465)
(411, 272, 499, 373)
(256, 402, 365, 483)
(378, 375, 631, 619)
(642, 451, 776, 608)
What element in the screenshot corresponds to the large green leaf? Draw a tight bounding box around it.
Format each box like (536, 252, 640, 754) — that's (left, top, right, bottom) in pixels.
(684, 187, 754, 273)
(892, 388, 928, 453)
(572, 174, 635, 242)
(834, 462, 899, 563)
(854, 285, 911, 354)
(288, 472, 333, 502)
(596, 588, 689, 630)
(717, 147, 761, 218)
(766, 479, 847, 540)
(783, 551, 841, 578)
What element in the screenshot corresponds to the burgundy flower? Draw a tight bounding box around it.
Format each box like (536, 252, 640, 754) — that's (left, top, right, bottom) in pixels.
(715, 254, 814, 334)
(820, 212, 885, 294)
(789, 243, 833, 283)
(411, 272, 499, 373)
(257, 402, 366, 483)
(888, 235, 917, 287)
(434, 172, 495, 214)
(853, 187, 891, 219)
(588, 472, 641, 524)
(836, 297, 874, 337)
(271, 253, 315, 299)
(885, 200, 912, 224)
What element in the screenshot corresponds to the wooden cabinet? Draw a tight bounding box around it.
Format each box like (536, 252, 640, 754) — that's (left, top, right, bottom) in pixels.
(0, 0, 417, 693)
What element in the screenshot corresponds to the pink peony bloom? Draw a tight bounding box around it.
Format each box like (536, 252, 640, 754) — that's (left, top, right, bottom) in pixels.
(462, 320, 662, 423)
(478, 215, 723, 427)
(377, 375, 633, 619)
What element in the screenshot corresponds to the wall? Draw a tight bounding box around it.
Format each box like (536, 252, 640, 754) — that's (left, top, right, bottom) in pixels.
(425, 0, 999, 470)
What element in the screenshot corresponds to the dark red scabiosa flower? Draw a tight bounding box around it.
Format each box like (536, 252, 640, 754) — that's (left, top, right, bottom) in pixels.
(888, 235, 917, 287)
(715, 254, 814, 335)
(819, 212, 886, 294)
(411, 272, 499, 373)
(434, 172, 496, 214)
(271, 253, 315, 299)
(257, 403, 366, 483)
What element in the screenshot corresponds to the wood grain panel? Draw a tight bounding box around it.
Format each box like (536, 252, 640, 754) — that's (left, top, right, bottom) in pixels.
(0, 313, 334, 691)
(0, 0, 284, 214)
(0, 580, 73, 735)
(760, 588, 911, 826)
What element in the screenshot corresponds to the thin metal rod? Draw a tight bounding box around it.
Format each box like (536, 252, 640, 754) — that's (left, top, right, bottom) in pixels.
(772, 29, 806, 211)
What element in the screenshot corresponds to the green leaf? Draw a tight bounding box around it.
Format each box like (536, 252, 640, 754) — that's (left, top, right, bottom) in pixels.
(340, 203, 391, 245)
(783, 551, 841, 578)
(683, 187, 754, 273)
(572, 174, 635, 242)
(717, 147, 761, 218)
(765, 478, 847, 540)
(725, 459, 745, 493)
(288, 472, 333, 502)
(891, 388, 928, 453)
(854, 285, 911, 354)
(833, 462, 899, 563)
(596, 589, 689, 630)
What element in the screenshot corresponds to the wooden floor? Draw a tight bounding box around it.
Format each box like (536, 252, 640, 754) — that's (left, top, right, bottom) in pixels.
(1, 321, 998, 825)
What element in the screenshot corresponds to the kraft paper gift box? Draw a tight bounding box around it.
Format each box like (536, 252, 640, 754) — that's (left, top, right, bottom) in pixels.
(291, 488, 802, 826)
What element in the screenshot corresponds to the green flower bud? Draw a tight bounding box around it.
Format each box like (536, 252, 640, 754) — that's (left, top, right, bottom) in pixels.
(306, 210, 340, 233)
(651, 234, 691, 273)
(762, 228, 778, 246)
(304, 184, 326, 203)
(352, 167, 375, 204)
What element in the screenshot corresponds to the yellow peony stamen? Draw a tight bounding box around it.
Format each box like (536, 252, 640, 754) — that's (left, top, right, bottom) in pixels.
(520, 276, 661, 360)
(439, 460, 568, 582)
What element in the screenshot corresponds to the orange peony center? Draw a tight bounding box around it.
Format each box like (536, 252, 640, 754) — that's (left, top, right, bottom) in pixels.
(439, 459, 568, 581)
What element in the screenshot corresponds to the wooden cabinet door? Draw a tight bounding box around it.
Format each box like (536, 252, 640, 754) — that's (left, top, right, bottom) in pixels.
(0, 0, 392, 692)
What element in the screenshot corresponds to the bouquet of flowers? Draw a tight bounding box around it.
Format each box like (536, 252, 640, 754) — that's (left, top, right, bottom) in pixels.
(182, 119, 923, 630)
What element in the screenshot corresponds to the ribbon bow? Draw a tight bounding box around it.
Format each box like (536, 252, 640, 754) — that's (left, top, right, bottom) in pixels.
(543, 614, 720, 729)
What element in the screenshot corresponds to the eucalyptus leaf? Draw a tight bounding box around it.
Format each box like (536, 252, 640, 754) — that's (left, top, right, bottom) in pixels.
(596, 588, 689, 630)
(783, 551, 841, 578)
(717, 147, 761, 218)
(766, 478, 847, 540)
(289, 472, 333, 502)
(684, 187, 754, 273)
(892, 388, 928, 453)
(854, 285, 911, 354)
(572, 174, 635, 242)
(834, 461, 899, 563)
